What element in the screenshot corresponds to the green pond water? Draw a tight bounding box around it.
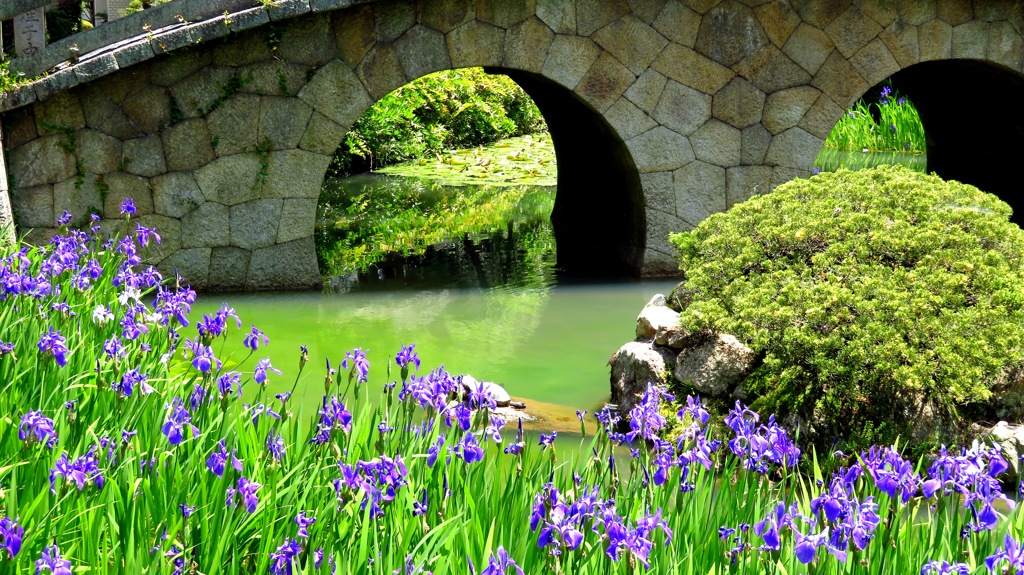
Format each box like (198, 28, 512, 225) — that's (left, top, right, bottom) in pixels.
(192, 135, 925, 431)
(196, 133, 677, 430)
(814, 147, 926, 173)
(194, 280, 677, 431)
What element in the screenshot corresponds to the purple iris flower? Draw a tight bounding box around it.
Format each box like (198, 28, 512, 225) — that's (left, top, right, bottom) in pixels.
(537, 503, 585, 550)
(342, 348, 370, 383)
(0, 340, 13, 355)
(161, 398, 199, 445)
(180, 504, 197, 518)
(480, 547, 525, 575)
(188, 384, 209, 410)
(484, 415, 505, 444)
(309, 396, 352, 444)
(267, 430, 286, 461)
(247, 403, 281, 426)
(334, 455, 409, 519)
(921, 560, 970, 574)
(504, 418, 525, 455)
(445, 402, 472, 431)
(120, 198, 137, 216)
(627, 384, 673, 443)
(413, 489, 428, 516)
(466, 379, 497, 410)
(539, 431, 558, 450)
(153, 285, 195, 328)
(295, 512, 316, 538)
(216, 303, 241, 328)
(49, 446, 105, 493)
(243, 325, 269, 351)
(395, 344, 420, 373)
(457, 433, 485, 464)
(862, 445, 920, 503)
(103, 337, 126, 360)
(793, 528, 829, 564)
(226, 476, 261, 513)
(985, 534, 1024, 573)
(269, 537, 302, 575)
(313, 549, 324, 570)
(191, 342, 221, 374)
(56, 211, 72, 226)
(114, 368, 154, 397)
(206, 439, 243, 478)
(254, 358, 282, 385)
(37, 327, 69, 367)
(19, 410, 57, 448)
(426, 435, 447, 468)
(197, 314, 226, 340)
(216, 371, 242, 398)
(35, 544, 72, 575)
(754, 502, 794, 551)
(0, 517, 23, 558)
(134, 223, 161, 247)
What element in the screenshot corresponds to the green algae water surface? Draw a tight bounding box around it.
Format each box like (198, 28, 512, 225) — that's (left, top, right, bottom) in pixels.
(193, 278, 677, 430)
(194, 133, 677, 430)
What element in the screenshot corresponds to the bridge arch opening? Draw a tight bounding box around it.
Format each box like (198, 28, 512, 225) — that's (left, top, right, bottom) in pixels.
(818, 60, 1024, 226)
(315, 66, 646, 285)
(884, 59, 1024, 225)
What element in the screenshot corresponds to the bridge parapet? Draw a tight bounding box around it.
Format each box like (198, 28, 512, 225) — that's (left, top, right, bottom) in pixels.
(2, 0, 386, 103)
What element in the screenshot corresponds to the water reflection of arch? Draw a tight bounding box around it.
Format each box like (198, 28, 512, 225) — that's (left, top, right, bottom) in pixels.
(323, 61, 648, 280)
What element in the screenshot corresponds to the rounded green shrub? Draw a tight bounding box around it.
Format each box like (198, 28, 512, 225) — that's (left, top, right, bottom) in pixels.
(669, 165, 1024, 450)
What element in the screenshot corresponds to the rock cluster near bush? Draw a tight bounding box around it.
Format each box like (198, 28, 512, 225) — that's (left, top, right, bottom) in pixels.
(614, 166, 1024, 462)
(610, 292, 758, 421)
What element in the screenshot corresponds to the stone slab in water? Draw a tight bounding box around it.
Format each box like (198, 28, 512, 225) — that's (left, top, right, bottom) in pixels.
(461, 375, 512, 407)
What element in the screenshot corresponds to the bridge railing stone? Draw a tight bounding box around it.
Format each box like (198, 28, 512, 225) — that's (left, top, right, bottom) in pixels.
(0, 0, 390, 114)
(10, 1, 252, 78)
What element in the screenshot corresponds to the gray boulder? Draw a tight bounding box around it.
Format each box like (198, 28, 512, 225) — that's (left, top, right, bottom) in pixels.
(610, 340, 676, 420)
(667, 280, 689, 311)
(674, 333, 757, 398)
(636, 293, 689, 348)
(989, 421, 1024, 485)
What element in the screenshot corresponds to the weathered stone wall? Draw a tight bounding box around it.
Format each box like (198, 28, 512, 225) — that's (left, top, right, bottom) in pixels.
(1, 0, 1021, 290)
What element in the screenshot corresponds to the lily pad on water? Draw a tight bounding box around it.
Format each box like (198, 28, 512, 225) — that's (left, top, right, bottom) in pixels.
(376, 133, 557, 187)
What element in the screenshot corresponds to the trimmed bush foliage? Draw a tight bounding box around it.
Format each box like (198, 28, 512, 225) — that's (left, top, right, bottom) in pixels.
(330, 68, 545, 175)
(669, 165, 1024, 450)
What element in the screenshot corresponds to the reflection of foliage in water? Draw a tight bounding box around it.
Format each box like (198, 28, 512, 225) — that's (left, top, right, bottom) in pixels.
(315, 287, 549, 372)
(316, 174, 557, 288)
(814, 148, 926, 174)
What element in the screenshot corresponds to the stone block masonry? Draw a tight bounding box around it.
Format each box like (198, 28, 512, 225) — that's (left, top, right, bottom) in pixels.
(0, 0, 1017, 290)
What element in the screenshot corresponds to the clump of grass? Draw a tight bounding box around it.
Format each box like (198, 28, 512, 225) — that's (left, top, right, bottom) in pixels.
(824, 84, 926, 155)
(0, 200, 1021, 574)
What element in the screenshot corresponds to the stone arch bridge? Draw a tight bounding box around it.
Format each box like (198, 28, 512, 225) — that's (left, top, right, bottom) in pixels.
(0, 0, 1022, 290)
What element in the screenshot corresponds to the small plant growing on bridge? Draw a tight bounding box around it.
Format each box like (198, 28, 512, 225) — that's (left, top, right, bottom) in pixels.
(669, 165, 1024, 452)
